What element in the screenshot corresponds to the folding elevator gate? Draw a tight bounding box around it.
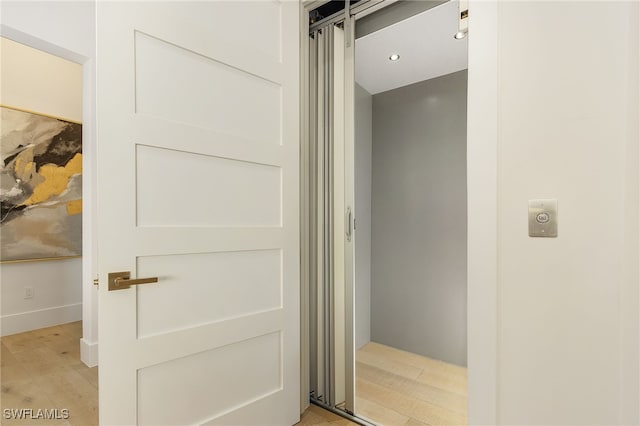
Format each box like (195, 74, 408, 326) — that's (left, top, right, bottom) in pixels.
(307, 16, 356, 414)
(307, 0, 406, 419)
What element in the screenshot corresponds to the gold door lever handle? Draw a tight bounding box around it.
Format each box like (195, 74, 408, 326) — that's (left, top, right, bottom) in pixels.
(108, 271, 158, 291)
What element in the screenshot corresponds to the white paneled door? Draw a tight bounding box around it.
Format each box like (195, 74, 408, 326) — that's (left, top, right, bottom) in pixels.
(96, 2, 300, 425)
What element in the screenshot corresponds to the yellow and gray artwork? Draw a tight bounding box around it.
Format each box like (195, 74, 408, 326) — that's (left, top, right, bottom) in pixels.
(0, 106, 82, 262)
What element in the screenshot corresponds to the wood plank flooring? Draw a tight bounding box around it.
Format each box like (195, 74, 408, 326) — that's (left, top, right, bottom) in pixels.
(2, 324, 462, 426)
(355, 342, 467, 426)
(0, 321, 98, 425)
(296, 404, 358, 426)
(0, 322, 353, 426)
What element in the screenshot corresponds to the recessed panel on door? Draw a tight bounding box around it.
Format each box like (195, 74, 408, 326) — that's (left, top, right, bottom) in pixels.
(135, 31, 282, 145)
(137, 331, 282, 425)
(136, 249, 282, 338)
(136, 145, 282, 227)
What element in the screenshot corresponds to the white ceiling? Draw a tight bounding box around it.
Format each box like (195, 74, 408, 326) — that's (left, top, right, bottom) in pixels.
(355, 1, 468, 95)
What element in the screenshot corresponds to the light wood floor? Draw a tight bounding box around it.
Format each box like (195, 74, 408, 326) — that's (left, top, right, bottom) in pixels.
(0, 321, 98, 425)
(0, 322, 352, 426)
(355, 342, 467, 426)
(3, 324, 464, 426)
(296, 404, 358, 426)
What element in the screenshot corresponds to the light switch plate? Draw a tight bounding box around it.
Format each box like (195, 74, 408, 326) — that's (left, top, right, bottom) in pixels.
(528, 199, 557, 238)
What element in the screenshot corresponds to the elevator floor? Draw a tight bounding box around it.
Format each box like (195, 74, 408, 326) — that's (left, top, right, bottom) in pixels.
(356, 342, 467, 426)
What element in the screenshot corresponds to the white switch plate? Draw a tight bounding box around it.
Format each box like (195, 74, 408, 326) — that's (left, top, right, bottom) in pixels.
(528, 199, 557, 238)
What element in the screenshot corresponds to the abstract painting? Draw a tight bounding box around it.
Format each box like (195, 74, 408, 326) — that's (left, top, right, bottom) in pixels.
(0, 106, 82, 262)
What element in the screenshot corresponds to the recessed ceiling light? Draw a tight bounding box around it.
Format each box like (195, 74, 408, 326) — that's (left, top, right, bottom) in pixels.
(454, 30, 468, 40)
(389, 54, 400, 61)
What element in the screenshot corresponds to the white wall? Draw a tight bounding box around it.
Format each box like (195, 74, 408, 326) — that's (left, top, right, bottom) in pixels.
(1, 37, 83, 120)
(1, 259, 83, 335)
(355, 83, 372, 350)
(1, 1, 98, 366)
(0, 37, 83, 336)
(468, 1, 639, 424)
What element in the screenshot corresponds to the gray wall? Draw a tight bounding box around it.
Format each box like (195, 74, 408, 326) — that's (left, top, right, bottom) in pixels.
(370, 70, 468, 366)
(355, 84, 372, 349)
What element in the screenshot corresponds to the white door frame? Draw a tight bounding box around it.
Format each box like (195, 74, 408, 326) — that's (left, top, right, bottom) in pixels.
(300, 1, 312, 413)
(465, 1, 498, 424)
(0, 21, 99, 367)
(300, 1, 500, 424)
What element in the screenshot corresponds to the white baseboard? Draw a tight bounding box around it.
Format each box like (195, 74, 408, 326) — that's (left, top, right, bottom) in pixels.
(80, 337, 98, 367)
(1, 303, 82, 337)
